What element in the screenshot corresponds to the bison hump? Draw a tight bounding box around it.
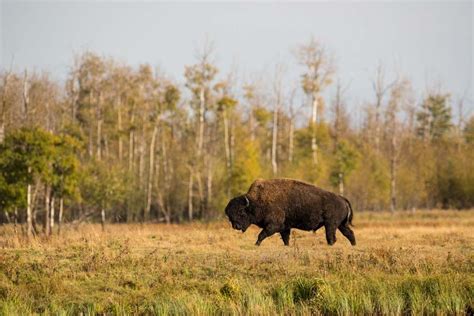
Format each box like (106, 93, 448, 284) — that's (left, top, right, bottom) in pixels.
(247, 178, 299, 205)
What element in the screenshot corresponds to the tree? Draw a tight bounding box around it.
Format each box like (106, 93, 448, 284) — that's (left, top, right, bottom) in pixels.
(296, 37, 334, 165)
(184, 42, 218, 157)
(229, 139, 262, 197)
(371, 63, 397, 152)
(271, 64, 285, 175)
(51, 135, 80, 234)
(385, 78, 411, 211)
(417, 93, 452, 141)
(329, 140, 358, 195)
(215, 81, 237, 180)
(331, 81, 350, 151)
(0, 128, 55, 237)
(463, 116, 474, 144)
(75, 52, 107, 158)
(184, 41, 218, 219)
(287, 88, 299, 164)
(0, 69, 13, 143)
(144, 83, 180, 221)
(79, 161, 127, 230)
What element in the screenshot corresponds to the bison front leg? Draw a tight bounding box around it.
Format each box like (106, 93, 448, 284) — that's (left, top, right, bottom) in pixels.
(255, 225, 279, 246)
(280, 228, 291, 246)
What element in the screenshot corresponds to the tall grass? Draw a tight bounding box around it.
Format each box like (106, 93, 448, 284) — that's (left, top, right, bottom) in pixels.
(0, 210, 473, 315)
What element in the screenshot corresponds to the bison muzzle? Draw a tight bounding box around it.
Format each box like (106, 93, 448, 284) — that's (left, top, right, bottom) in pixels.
(224, 178, 356, 246)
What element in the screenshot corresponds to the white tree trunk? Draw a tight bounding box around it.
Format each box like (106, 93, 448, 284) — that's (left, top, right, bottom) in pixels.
(58, 198, 64, 235)
(97, 119, 102, 160)
(125, 105, 135, 221)
(70, 77, 79, 123)
(155, 149, 169, 224)
(23, 69, 29, 122)
(49, 195, 55, 232)
(289, 117, 294, 163)
(26, 175, 32, 238)
(390, 129, 397, 212)
(206, 157, 213, 216)
(188, 169, 193, 221)
(13, 207, 18, 234)
(230, 122, 235, 168)
(0, 120, 4, 144)
(3, 210, 10, 223)
(196, 171, 204, 217)
(375, 103, 381, 153)
(44, 186, 50, 236)
(0, 71, 11, 143)
(101, 208, 106, 232)
(96, 93, 103, 161)
(88, 91, 94, 157)
(311, 93, 319, 165)
(223, 108, 231, 173)
(138, 127, 146, 190)
(197, 88, 205, 156)
(249, 107, 255, 142)
(103, 135, 110, 159)
(271, 104, 278, 175)
(338, 172, 344, 195)
(128, 120, 135, 173)
(117, 97, 123, 161)
(145, 125, 158, 221)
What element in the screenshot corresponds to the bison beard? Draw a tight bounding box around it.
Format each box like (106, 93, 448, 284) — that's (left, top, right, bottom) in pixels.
(224, 178, 356, 246)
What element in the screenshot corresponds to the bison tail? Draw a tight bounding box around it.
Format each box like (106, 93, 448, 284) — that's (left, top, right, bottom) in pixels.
(341, 196, 354, 227)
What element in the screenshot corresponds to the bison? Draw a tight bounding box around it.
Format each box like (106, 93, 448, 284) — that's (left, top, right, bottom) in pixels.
(224, 178, 355, 246)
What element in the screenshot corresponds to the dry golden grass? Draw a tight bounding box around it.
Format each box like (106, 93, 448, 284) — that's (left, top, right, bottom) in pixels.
(0, 210, 473, 315)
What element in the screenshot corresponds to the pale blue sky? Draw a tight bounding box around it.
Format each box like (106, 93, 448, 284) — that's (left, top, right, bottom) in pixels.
(1, 1, 473, 118)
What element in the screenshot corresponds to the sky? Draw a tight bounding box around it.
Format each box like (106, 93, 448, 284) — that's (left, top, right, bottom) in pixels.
(1, 1, 473, 120)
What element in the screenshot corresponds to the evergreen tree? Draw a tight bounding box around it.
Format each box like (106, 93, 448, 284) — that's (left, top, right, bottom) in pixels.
(417, 93, 452, 141)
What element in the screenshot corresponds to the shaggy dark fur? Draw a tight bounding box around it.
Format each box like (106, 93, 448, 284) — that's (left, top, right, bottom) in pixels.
(224, 178, 356, 246)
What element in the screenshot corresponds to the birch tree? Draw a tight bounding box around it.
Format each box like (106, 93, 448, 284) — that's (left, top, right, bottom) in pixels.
(0, 69, 13, 143)
(144, 83, 179, 221)
(385, 78, 411, 211)
(329, 81, 352, 194)
(184, 42, 218, 217)
(371, 63, 397, 153)
(296, 37, 334, 165)
(215, 80, 237, 180)
(184, 42, 217, 157)
(271, 64, 285, 175)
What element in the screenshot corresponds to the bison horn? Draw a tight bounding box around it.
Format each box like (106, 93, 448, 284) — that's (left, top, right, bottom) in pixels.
(244, 195, 250, 207)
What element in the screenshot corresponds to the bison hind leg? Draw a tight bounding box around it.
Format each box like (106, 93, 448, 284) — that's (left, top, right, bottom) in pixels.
(338, 224, 356, 246)
(325, 224, 337, 246)
(280, 228, 291, 246)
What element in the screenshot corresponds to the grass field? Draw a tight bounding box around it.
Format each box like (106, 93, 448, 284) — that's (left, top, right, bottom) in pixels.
(0, 210, 473, 315)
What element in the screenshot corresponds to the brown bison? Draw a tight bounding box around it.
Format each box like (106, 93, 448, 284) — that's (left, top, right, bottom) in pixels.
(224, 178, 355, 246)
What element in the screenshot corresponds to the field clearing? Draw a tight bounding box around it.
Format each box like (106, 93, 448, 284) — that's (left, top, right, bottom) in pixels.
(1, 210, 473, 315)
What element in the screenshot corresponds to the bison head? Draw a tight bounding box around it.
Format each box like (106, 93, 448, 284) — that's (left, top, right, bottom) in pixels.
(225, 195, 253, 232)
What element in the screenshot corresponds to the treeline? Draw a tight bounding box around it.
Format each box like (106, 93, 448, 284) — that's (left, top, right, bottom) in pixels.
(1, 39, 473, 235)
